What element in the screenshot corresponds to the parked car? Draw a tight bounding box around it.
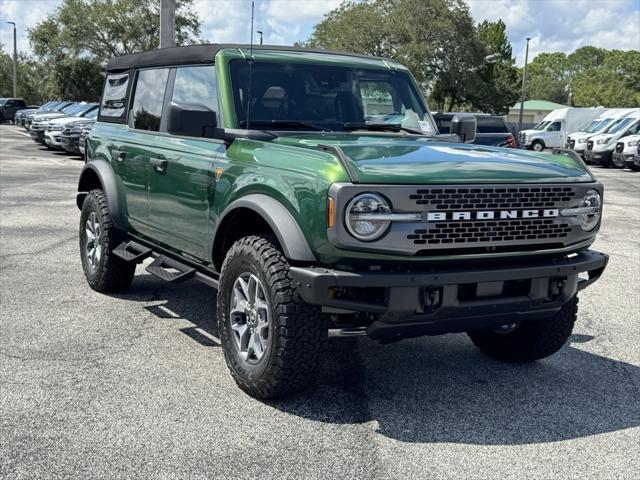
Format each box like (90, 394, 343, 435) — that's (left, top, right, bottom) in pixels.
(635, 144, 640, 169)
(30, 103, 88, 143)
(612, 134, 640, 169)
(0, 98, 28, 123)
(60, 117, 97, 156)
(25, 101, 74, 130)
(585, 110, 640, 166)
(44, 105, 98, 149)
(78, 123, 94, 159)
(76, 44, 607, 399)
(566, 108, 635, 157)
(518, 107, 606, 151)
(434, 112, 515, 147)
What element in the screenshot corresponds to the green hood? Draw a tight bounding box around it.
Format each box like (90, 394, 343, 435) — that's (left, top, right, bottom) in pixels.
(273, 134, 593, 184)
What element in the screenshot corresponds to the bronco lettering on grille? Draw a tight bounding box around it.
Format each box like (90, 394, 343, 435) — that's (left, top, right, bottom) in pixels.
(426, 209, 559, 222)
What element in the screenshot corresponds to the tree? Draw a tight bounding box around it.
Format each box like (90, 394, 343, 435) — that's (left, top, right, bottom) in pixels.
(303, 0, 516, 113)
(29, 0, 201, 64)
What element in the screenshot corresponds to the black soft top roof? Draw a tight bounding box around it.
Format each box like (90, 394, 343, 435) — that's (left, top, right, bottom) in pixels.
(106, 44, 390, 71)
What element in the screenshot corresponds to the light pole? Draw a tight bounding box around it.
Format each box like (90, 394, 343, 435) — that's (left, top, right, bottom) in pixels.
(160, 0, 175, 48)
(517, 37, 532, 137)
(6, 21, 17, 97)
(256, 30, 263, 46)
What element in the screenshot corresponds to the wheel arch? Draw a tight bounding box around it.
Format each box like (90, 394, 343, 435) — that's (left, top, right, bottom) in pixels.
(212, 194, 316, 272)
(76, 160, 125, 230)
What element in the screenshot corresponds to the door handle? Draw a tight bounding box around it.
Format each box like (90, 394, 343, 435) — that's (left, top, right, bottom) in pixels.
(150, 157, 168, 173)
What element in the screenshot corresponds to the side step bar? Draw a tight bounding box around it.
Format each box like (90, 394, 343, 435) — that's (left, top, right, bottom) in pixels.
(113, 240, 219, 289)
(146, 255, 196, 283)
(113, 241, 152, 263)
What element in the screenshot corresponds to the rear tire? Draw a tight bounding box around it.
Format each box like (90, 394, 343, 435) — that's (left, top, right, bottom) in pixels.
(79, 189, 135, 292)
(468, 296, 577, 362)
(217, 235, 326, 399)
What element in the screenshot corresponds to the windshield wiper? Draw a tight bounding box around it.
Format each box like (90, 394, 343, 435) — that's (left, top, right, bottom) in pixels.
(342, 122, 424, 135)
(239, 120, 332, 132)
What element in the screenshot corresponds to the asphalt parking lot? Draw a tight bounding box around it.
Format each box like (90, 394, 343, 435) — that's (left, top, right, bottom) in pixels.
(1, 123, 638, 480)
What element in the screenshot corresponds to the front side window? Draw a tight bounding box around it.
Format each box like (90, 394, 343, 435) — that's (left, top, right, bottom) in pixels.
(476, 116, 509, 133)
(172, 66, 218, 112)
(547, 121, 561, 132)
(131, 68, 169, 131)
(100, 73, 130, 120)
(229, 60, 434, 133)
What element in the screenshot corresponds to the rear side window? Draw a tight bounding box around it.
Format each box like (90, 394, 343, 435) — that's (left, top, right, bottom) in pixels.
(476, 116, 509, 133)
(100, 72, 130, 121)
(131, 68, 169, 131)
(172, 66, 218, 112)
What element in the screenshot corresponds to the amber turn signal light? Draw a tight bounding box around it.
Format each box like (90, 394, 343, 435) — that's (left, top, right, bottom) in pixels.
(328, 196, 335, 228)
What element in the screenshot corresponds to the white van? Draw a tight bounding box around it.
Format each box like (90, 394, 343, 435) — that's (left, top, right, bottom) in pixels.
(566, 109, 634, 156)
(585, 110, 640, 166)
(518, 107, 606, 151)
(612, 134, 640, 169)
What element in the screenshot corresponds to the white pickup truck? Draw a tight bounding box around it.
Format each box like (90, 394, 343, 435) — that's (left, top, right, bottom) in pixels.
(518, 107, 605, 151)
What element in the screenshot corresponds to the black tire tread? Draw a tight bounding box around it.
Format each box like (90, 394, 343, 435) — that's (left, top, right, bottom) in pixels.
(217, 235, 326, 399)
(468, 296, 578, 362)
(80, 189, 135, 292)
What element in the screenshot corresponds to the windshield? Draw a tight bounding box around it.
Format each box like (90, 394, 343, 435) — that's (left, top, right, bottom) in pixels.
(579, 119, 601, 133)
(608, 117, 635, 134)
(534, 121, 550, 130)
(0, 99, 6, 106)
(72, 104, 98, 117)
(229, 60, 435, 134)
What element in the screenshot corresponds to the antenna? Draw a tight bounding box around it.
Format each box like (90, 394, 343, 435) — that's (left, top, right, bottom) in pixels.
(245, 1, 255, 130)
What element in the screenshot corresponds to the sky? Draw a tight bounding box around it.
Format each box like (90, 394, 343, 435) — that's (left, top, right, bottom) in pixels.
(1, 0, 638, 66)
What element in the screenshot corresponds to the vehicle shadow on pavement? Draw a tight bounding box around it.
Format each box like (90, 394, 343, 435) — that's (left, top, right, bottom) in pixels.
(269, 333, 640, 445)
(115, 274, 640, 446)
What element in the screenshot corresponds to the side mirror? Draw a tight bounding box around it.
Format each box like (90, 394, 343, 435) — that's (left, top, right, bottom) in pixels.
(450, 114, 476, 143)
(167, 101, 217, 138)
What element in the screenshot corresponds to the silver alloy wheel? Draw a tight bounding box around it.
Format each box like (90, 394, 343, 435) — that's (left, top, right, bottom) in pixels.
(532, 142, 544, 152)
(229, 272, 271, 363)
(85, 211, 102, 271)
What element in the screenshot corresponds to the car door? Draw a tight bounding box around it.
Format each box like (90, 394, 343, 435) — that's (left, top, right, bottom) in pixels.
(111, 68, 170, 237)
(546, 121, 562, 147)
(146, 65, 222, 261)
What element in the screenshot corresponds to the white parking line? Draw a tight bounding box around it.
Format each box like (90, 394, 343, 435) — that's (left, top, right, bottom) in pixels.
(7, 128, 31, 138)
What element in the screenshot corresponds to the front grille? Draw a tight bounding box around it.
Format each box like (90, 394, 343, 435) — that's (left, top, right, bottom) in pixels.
(408, 219, 571, 246)
(405, 186, 577, 248)
(570, 140, 575, 149)
(409, 186, 576, 209)
(587, 140, 594, 151)
(615, 142, 624, 153)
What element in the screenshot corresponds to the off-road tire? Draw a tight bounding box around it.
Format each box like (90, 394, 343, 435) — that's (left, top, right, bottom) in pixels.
(530, 140, 545, 152)
(217, 235, 326, 399)
(79, 189, 135, 292)
(468, 296, 578, 362)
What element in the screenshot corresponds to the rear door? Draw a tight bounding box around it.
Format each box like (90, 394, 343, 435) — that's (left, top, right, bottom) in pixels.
(146, 65, 222, 261)
(113, 68, 170, 236)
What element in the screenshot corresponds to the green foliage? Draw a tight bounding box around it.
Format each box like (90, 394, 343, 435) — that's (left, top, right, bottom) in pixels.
(303, 0, 517, 114)
(521, 48, 640, 107)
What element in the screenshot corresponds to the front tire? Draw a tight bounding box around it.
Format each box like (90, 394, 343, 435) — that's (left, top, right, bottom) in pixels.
(530, 140, 545, 152)
(468, 296, 578, 362)
(217, 236, 326, 399)
(79, 189, 135, 292)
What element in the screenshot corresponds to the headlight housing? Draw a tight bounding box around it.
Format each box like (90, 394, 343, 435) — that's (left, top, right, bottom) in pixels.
(596, 137, 611, 145)
(629, 140, 639, 147)
(577, 138, 587, 144)
(577, 189, 602, 231)
(345, 193, 391, 241)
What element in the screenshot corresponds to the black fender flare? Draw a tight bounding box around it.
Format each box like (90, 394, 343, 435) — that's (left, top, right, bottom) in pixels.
(213, 194, 316, 263)
(76, 159, 125, 230)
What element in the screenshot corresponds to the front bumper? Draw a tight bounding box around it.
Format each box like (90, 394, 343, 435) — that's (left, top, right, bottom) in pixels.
(291, 250, 608, 340)
(60, 135, 81, 153)
(584, 150, 612, 165)
(612, 152, 635, 168)
(44, 130, 63, 147)
(30, 129, 46, 143)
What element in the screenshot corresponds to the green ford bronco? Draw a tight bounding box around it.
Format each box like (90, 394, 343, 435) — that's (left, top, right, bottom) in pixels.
(77, 44, 608, 398)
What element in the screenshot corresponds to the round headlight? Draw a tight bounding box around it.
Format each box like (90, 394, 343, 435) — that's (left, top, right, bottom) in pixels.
(345, 193, 391, 241)
(578, 189, 601, 231)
